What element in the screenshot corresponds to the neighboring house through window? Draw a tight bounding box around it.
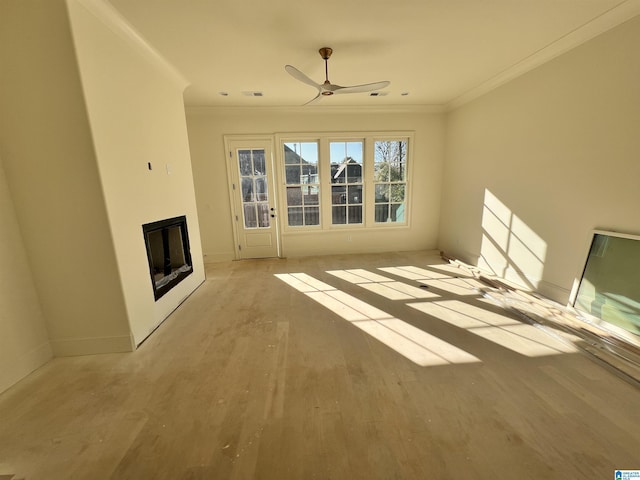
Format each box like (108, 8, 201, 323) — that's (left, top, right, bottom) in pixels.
(279, 133, 412, 231)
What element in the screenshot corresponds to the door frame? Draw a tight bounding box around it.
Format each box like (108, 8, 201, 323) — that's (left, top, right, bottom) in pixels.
(224, 135, 282, 259)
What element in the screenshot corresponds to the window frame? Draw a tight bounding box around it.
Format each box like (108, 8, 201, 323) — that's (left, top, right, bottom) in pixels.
(276, 132, 413, 233)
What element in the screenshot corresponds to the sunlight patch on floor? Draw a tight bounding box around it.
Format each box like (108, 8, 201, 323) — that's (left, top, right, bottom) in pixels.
(378, 266, 484, 296)
(408, 300, 577, 357)
(275, 273, 480, 367)
(327, 269, 438, 300)
(409, 299, 520, 328)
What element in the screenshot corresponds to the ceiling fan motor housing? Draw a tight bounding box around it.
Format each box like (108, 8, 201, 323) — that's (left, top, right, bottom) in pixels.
(319, 47, 333, 60)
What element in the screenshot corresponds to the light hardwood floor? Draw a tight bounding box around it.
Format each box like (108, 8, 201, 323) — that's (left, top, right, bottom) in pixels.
(1, 251, 639, 479)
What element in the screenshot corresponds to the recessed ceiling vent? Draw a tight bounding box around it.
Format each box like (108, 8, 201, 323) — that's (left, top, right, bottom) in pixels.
(369, 91, 389, 96)
(242, 91, 263, 97)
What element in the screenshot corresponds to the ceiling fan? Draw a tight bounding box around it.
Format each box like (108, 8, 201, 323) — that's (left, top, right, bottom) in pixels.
(285, 47, 390, 105)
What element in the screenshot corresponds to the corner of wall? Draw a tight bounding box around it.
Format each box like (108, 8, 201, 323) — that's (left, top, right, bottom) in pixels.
(0, 342, 53, 395)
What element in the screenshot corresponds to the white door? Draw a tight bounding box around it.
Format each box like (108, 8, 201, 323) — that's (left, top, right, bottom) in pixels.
(226, 138, 280, 259)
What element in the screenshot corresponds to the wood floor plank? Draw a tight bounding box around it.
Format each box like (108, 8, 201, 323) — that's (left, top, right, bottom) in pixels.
(0, 251, 638, 479)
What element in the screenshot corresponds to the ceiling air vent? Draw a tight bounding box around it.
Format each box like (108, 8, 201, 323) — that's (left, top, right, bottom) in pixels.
(242, 91, 263, 97)
(369, 91, 389, 97)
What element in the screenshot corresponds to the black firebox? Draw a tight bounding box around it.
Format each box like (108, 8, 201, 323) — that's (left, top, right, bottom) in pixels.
(142, 215, 193, 300)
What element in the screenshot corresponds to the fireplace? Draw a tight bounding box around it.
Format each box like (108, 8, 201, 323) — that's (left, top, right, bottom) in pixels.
(142, 215, 193, 300)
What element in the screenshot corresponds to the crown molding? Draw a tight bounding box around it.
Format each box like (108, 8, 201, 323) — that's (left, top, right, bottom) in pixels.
(446, 1, 640, 111)
(68, 0, 189, 89)
(185, 104, 446, 116)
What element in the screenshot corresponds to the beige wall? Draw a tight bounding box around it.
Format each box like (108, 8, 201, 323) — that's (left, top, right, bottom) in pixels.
(439, 16, 640, 303)
(187, 107, 445, 261)
(66, 0, 205, 345)
(0, 0, 132, 356)
(0, 157, 52, 394)
(0, 0, 207, 388)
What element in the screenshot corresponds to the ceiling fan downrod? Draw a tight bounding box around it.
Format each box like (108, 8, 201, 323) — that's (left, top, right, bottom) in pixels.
(319, 47, 334, 95)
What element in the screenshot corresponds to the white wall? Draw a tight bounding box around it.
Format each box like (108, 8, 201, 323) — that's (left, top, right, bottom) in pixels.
(439, 15, 640, 303)
(0, 157, 52, 394)
(187, 107, 445, 261)
(66, 0, 206, 345)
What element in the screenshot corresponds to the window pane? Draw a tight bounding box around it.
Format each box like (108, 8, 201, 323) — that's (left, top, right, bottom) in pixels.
(302, 186, 319, 205)
(346, 163, 362, 183)
(284, 142, 318, 165)
(375, 140, 407, 181)
(391, 184, 405, 203)
(285, 165, 301, 184)
(305, 207, 320, 226)
(348, 185, 362, 204)
(391, 203, 405, 222)
(253, 150, 266, 175)
(331, 141, 363, 165)
(299, 142, 318, 164)
(288, 207, 303, 226)
(348, 206, 362, 224)
(332, 186, 346, 205)
(331, 164, 346, 184)
(300, 164, 318, 184)
(241, 177, 254, 202)
(287, 187, 302, 206)
(243, 204, 257, 228)
(374, 162, 390, 182)
(239, 150, 252, 175)
(257, 203, 270, 227)
(330, 141, 362, 184)
(375, 204, 389, 222)
(331, 160, 362, 183)
(375, 203, 405, 223)
(375, 184, 389, 203)
(332, 206, 346, 224)
(255, 177, 268, 201)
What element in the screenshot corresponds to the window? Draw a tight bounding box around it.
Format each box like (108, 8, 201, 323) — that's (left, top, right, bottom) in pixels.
(374, 140, 407, 223)
(279, 133, 412, 231)
(283, 142, 320, 226)
(330, 141, 363, 225)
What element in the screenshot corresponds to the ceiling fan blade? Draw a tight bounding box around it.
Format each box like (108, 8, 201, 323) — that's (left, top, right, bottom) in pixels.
(334, 80, 391, 94)
(285, 65, 321, 89)
(303, 93, 322, 105)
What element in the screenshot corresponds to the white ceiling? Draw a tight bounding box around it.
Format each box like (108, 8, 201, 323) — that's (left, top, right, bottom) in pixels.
(106, 0, 639, 108)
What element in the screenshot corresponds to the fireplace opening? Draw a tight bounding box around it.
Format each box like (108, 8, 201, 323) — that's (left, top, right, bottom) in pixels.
(142, 215, 193, 300)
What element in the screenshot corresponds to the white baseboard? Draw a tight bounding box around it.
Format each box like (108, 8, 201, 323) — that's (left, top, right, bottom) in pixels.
(536, 280, 571, 305)
(203, 252, 236, 263)
(50, 334, 134, 357)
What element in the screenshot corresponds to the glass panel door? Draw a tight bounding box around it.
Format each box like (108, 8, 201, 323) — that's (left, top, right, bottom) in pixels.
(226, 138, 280, 259)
